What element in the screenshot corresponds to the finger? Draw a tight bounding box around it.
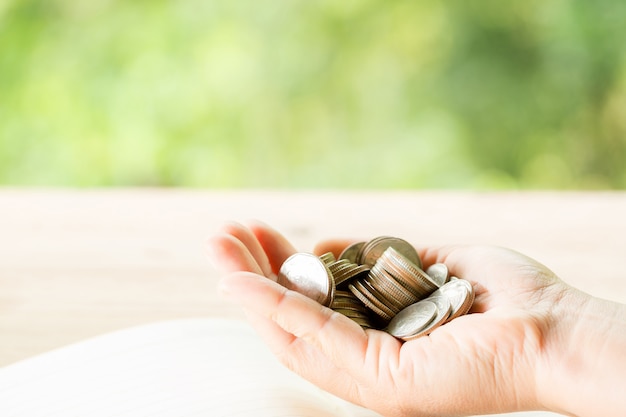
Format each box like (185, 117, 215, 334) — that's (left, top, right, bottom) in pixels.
(417, 245, 517, 312)
(206, 233, 264, 275)
(241, 309, 298, 353)
(242, 311, 357, 395)
(246, 220, 298, 274)
(218, 221, 274, 277)
(415, 244, 455, 268)
(219, 271, 376, 376)
(415, 245, 486, 311)
(417, 244, 488, 279)
(313, 239, 358, 258)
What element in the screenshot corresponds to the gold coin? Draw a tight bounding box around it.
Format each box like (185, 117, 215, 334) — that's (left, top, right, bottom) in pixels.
(332, 307, 371, 319)
(350, 317, 375, 329)
(319, 252, 336, 265)
(330, 261, 369, 287)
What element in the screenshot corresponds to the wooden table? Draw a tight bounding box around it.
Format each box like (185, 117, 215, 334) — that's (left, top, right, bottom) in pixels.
(2, 189, 626, 367)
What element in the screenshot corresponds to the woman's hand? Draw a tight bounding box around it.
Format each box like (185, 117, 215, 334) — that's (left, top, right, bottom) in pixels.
(206, 221, 626, 417)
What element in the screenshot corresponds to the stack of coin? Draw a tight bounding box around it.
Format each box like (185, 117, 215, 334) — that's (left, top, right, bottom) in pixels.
(324, 257, 370, 288)
(330, 290, 375, 329)
(346, 242, 441, 323)
(341, 236, 423, 269)
(386, 278, 474, 340)
(277, 236, 475, 341)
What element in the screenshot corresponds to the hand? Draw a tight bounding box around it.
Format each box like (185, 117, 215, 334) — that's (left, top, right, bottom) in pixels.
(206, 221, 626, 417)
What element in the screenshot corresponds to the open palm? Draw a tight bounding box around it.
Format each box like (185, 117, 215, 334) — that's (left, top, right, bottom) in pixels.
(207, 221, 576, 417)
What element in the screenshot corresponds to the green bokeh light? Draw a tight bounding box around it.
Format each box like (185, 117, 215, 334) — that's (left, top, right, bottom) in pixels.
(1, 0, 625, 188)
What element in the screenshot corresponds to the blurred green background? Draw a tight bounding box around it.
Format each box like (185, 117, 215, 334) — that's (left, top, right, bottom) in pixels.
(1, 0, 625, 188)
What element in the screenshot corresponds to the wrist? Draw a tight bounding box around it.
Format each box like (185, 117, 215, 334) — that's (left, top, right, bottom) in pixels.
(536, 285, 626, 416)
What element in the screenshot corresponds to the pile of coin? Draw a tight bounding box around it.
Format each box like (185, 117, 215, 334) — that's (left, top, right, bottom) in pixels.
(277, 236, 475, 341)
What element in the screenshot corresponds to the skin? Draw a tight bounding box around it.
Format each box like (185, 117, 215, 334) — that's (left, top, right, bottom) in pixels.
(206, 221, 626, 417)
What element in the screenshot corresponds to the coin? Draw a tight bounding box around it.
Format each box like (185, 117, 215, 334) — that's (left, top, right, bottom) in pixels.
(426, 263, 449, 287)
(319, 252, 336, 265)
(399, 293, 452, 341)
(437, 278, 474, 322)
(385, 300, 437, 339)
(368, 264, 419, 307)
(277, 235, 475, 340)
(331, 291, 370, 313)
(350, 317, 375, 329)
(338, 242, 366, 264)
(328, 260, 369, 287)
(348, 281, 395, 322)
(354, 279, 398, 316)
(277, 253, 335, 307)
(379, 247, 439, 297)
(359, 236, 422, 269)
(328, 259, 352, 279)
(333, 289, 361, 299)
(359, 277, 405, 313)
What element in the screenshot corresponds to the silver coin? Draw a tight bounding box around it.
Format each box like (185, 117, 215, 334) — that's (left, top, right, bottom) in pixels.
(442, 278, 474, 321)
(400, 293, 452, 341)
(379, 247, 438, 297)
(360, 236, 422, 268)
(433, 279, 469, 319)
(385, 300, 437, 338)
(338, 241, 366, 264)
(368, 264, 419, 307)
(425, 263, 449, 287)
(277, 253, 335, 307)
